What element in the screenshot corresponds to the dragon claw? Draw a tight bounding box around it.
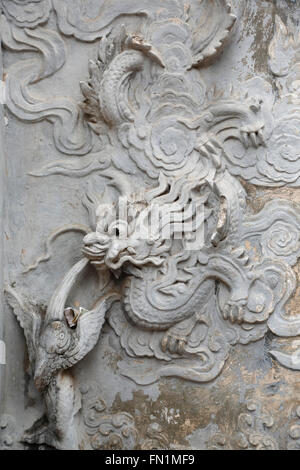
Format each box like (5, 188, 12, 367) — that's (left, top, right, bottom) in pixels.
(161, 334, 187, 356)
(222, 300, 247, 325)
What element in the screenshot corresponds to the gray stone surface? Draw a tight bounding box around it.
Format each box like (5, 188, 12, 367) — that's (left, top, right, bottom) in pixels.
(0, 30, 5, 415)
(1, 0, 300, 450)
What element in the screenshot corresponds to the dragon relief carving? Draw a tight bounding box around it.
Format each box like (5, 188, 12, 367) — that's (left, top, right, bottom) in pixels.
(2, 0, 300, 450)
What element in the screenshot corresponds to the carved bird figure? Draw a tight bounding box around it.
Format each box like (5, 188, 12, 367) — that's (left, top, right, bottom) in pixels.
(5, 258, 118, 448)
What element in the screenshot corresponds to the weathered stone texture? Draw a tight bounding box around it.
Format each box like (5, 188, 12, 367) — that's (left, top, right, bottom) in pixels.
(1, 0, 300, 450)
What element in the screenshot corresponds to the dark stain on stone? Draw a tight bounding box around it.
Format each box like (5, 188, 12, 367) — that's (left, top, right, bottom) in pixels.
(264, 380, 285, 395)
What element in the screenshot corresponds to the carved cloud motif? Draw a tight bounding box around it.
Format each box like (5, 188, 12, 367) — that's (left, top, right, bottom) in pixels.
(1, 0, 52, 28)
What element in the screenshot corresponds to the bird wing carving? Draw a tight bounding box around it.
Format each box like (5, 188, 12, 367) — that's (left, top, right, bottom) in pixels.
(62, 293, 119, 369)
(5, 286, 42, 365)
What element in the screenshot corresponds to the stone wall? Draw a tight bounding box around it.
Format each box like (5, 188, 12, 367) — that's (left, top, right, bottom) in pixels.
(0, 0, 300, 450)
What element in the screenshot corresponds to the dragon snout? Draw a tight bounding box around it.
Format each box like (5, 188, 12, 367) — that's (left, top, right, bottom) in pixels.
(83, 232, 109, 246)
(82, 232, 111, 261)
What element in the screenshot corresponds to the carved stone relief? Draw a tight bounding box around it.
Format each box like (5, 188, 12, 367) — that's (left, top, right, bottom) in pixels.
(1, 0, 300, 450)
